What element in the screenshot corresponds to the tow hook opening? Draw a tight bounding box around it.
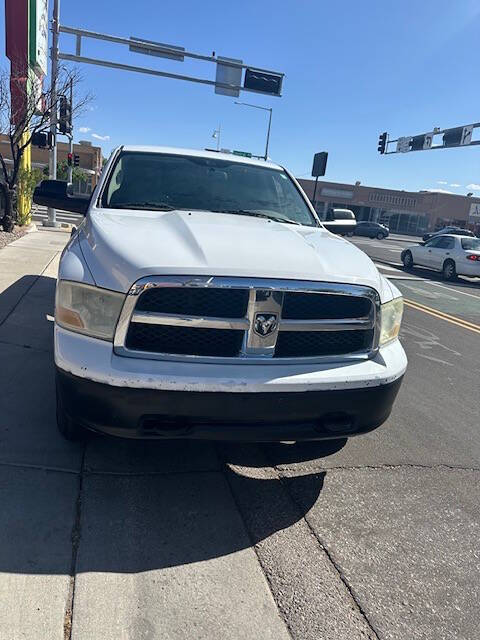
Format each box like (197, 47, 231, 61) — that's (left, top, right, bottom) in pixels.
(140, 416, 193, 437)
(321, 412, 356, 434)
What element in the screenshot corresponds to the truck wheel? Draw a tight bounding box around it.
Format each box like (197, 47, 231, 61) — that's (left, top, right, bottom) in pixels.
(377, 232, 385, 240)
(402, 250, 413, 269)
(56, 386, 87, 441)
(442, 259, 456, 281)
(346, 231, 354, 237)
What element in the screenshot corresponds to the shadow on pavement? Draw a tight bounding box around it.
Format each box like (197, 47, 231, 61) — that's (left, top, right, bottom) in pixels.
(0, 275, 334, 576)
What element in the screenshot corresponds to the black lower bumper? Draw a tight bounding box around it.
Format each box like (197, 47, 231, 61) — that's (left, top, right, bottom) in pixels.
(56, 368, 403, 441)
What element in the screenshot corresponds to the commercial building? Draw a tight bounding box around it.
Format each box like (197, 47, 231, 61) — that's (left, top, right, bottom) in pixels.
(0, 134, 103, 194)
(299, 178, 480, 235)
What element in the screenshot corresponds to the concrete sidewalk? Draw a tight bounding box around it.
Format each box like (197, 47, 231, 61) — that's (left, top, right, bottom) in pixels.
(0, 229, 296, 640)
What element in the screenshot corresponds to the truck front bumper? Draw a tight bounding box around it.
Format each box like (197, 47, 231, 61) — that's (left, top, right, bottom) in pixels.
(55, 326, 407, 441)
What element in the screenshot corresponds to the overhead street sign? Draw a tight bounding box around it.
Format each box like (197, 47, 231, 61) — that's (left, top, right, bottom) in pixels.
(244, 68, 283, 96)
(129, 37, 185, 62)
(384, 121, 480, 155)
(215, 56, 242, 97)
(233, 150, 252, 157)
(461, 125, 473, 146)
(396, 137, 411, 153)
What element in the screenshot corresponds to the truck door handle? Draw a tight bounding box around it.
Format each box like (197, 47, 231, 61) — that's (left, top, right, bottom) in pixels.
(446, 252, 450, 255)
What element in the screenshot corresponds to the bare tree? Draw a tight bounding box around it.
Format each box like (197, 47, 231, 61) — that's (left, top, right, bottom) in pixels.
(0, 63, 91, 231)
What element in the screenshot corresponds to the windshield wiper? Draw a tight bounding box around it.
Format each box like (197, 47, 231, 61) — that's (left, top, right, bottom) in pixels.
(112, 202, 176, 211)
(212, 209, 301, 225)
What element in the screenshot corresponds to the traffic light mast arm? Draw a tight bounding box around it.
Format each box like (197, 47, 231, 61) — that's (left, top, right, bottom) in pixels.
(57, 25, 284, 97)
(380, 121, 480, 155)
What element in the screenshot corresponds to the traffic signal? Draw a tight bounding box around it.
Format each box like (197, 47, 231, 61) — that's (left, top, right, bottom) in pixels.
(73, 154, 80, 167)
(58, 96, 72, 135)
(377, 132, 387, 154)
(67, 152, 73, 167)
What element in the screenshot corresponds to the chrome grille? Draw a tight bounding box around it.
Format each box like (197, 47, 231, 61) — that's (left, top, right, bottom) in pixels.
(114, 277, 380, 363)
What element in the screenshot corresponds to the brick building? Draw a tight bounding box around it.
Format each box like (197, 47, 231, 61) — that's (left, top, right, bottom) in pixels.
(299, 178, 480, 235)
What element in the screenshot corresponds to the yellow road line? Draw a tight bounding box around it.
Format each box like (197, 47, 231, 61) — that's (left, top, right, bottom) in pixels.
(404, 298, 480, 335)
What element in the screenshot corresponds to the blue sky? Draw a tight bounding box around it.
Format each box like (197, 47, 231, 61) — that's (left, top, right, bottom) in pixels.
(3, 0, 480, 194)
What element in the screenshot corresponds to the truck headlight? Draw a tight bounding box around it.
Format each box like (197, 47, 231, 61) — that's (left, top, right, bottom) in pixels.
(56, 280, 125, 341)
(379, 297, 404, 346)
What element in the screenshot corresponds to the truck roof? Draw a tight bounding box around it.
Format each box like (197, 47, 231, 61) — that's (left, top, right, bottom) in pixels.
(120, 145, 283, 170)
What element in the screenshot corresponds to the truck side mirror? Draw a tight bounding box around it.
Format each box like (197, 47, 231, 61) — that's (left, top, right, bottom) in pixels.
(33, 180, 90, 215)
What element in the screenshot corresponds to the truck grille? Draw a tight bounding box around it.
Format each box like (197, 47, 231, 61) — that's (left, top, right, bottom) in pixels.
(136, 287, 249, 318)
(115, 277, 380, 362)
(126, 325, 244, 357)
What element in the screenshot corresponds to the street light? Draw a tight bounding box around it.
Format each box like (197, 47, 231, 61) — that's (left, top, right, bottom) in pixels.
(234, 102, 272, 160)
(212, 124, 221, 151)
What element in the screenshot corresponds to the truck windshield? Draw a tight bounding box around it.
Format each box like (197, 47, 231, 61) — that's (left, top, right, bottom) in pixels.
(101, 152, 318, 227)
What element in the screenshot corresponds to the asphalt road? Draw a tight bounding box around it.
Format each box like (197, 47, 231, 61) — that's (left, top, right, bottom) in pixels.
(1, 231, 479, 639)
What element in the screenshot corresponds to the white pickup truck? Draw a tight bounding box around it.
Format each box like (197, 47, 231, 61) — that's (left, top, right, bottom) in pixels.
(34, 146, 406, 442)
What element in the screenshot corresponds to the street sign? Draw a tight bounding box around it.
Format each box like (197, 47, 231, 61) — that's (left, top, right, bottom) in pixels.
(423, 133, 433, 149)
(233, 150, 252, 157)
(461, 125, 473, 146)
(129, 37, 185, 62)
(215, 56, 242, 97)
(312, 152, 328, 177)
(396, 137, 411, 153)
(244, 68, 283, 96)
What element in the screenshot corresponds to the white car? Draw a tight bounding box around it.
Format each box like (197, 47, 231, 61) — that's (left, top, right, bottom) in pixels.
(34, 146, 407, 442)
(401, 234, 480, 280)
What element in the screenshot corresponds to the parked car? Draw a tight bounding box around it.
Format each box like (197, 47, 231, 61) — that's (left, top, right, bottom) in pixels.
(351, 221, 390, 239)
(322, 208, 357, 236)
(401, 235, 480, 280)
(34, 146, 406, 443)
(422, 226, 474, 242)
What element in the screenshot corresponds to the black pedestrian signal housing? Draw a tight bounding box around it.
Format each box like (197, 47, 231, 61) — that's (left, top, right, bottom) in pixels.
(377, 132, 387, 154)
(74, 154, 80, 167)
(32, 132, 49, 148)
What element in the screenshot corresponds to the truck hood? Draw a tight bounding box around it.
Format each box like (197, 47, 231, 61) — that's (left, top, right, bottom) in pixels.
(78, 208, 393, 301)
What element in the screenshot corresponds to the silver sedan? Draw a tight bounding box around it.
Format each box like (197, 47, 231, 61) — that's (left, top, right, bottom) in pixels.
(401, 235, 480, 280)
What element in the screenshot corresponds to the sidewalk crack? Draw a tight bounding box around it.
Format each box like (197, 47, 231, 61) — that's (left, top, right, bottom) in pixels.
(64, 445, 86, 640)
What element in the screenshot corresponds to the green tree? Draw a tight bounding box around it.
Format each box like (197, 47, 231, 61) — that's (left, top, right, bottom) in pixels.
(56, 160, 87, 184)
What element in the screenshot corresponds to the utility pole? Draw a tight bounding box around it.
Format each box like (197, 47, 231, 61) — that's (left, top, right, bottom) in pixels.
(67, 78, 73, 183)
(45, 0, 60, 227)
(235, 102, 272, 160)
